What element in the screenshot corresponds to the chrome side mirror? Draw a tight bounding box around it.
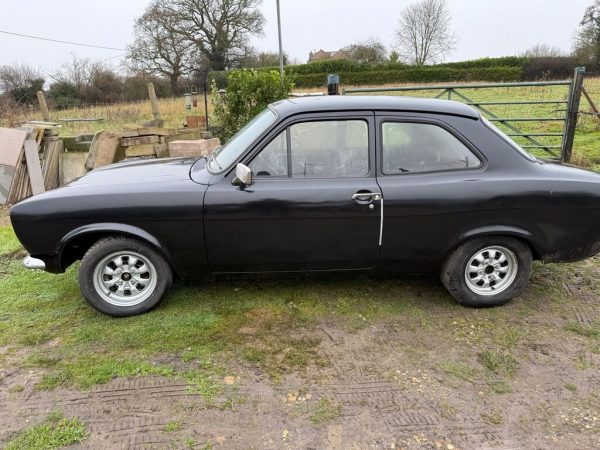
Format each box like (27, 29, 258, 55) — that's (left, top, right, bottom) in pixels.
(233, 163, 253, 188)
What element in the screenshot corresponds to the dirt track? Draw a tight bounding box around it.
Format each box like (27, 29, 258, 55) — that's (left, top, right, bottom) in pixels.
(2, 275, 600, 449)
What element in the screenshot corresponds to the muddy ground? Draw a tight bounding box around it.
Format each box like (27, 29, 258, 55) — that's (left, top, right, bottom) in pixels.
(0, 205, 599, 450)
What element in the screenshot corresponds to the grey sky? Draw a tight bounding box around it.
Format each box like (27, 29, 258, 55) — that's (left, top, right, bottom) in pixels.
(0, 0, 592, 75)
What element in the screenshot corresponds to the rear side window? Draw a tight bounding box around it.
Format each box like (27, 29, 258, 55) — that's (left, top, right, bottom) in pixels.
(381, 122, 482, 174)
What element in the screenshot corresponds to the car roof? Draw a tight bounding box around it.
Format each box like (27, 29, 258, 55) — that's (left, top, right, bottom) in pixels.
(270, 95, 480, 120)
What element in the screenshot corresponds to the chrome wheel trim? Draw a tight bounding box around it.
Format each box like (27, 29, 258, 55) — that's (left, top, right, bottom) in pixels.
(92, 251, 158, 307)
(464, 246, 518, 296)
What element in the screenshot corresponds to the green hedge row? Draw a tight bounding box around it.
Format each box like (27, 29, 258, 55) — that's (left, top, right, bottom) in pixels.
(294, 66, 523, 88)
(208, 56, 579, 89)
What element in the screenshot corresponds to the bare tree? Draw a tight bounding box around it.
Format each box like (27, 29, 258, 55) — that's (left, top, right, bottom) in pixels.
(0, 63, 45, 104)
(127, 0, 194, 93)
(167, 0, 265, 71)
(394, 0, 457, 65)
(342, 39, 388, 64)
(521, 43, 566, 58)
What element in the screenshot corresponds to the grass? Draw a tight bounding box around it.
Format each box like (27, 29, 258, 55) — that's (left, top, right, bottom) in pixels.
(0, 227, 423, 392)
(440, 361, 479, 383)
(565, 321, 600, 339)
(163, 420, 182, 432)
(5, 411, 86, 450)
(310, 397, 342, 425)
(478, 350, 520, 377)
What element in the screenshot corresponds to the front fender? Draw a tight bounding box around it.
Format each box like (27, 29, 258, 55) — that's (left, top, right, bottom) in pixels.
(57, 223, 173, 272)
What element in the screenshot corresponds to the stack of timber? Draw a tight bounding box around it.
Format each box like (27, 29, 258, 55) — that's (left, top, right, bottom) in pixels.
(1, 122, 218, 205)
(0, 122, 62, 205)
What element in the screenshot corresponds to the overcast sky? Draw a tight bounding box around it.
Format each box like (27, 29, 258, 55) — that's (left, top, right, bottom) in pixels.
(0, 0, 592, 75)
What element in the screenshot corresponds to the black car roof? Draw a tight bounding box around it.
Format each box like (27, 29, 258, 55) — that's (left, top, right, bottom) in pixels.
(270, 95, 480, 120)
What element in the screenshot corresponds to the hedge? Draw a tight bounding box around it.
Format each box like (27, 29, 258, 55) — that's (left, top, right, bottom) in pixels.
(208, 56, 582, 90)
(293, 66, 523, 88)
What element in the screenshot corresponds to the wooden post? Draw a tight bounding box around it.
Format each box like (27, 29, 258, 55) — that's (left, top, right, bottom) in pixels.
(581, 86, 600, 117)
(562, 67, 585, 162)
(147, 82, 160, 122)
(37, 90, 50, 122)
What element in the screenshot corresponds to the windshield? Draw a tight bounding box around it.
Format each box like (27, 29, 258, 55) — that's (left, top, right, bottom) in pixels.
(208, 108, 277, 172)
(482, 117, 536, 162)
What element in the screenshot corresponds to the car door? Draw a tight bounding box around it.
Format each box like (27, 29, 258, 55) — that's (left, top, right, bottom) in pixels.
(203, 112, 382, 272)
(375, 114, 488, 272)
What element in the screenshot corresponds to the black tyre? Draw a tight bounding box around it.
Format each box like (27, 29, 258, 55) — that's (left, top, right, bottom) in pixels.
(441, 236, 532, 308)
(78, 236, 172, 317)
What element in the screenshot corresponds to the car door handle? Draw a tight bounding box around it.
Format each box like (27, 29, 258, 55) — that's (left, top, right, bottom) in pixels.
(352, 192, 382, 203)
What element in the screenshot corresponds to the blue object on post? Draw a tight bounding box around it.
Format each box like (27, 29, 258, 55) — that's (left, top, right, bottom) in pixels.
(327, 74, 340, 95)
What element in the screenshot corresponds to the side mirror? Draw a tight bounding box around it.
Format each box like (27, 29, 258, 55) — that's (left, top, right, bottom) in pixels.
(232, 163, 253, 188)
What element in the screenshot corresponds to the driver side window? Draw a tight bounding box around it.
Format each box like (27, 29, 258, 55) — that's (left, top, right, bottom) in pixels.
(249, 119, 369, 178)
(249, 131, 287, 177)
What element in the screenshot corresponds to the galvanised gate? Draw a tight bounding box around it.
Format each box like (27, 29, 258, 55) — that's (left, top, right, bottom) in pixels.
(342, 67, 585, 162)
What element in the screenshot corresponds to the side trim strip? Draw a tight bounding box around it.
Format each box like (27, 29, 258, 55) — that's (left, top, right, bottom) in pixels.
(379, 197, 384, 246)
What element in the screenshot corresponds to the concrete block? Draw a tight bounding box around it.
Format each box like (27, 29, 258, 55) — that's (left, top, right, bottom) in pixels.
(169, 138, 220, 158)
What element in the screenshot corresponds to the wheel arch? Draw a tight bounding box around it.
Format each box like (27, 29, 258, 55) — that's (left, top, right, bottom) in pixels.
(454, 225, 543, 261)
(58, 223, 175, 273)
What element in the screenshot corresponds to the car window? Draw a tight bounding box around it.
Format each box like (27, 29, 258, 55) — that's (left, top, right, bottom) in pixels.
(250, 130, 287, 177)
(209, 108, 277, 172)
(381, 122, 482, 174)
(290, 120, 368, 178)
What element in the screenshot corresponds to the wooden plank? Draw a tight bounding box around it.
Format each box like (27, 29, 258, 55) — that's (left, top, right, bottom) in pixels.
(121, 135, 159, 147)
(0, 165, 15, 204)
(0, 128, 28, 167)
(59, 152, 88, 186)
(41, 137, 62, 190)
(581, 86, 599, 116)
(23, 140, 45, 195)
(92, 131, 122, 168)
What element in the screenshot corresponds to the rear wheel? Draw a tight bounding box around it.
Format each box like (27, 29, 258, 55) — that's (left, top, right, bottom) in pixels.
(79, 236, 172, 317)
(441, 237, 532, 308)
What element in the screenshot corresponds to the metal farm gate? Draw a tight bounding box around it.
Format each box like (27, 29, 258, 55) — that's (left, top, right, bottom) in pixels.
(342, 67, 585, 162)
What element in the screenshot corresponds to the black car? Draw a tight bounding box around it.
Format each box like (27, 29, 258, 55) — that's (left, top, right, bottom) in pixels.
(10, 96, 600, 317)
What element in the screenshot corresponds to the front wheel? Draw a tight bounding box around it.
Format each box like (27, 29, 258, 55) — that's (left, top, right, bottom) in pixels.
(441, 237, 532, 308)
(79, 236, 172, 317)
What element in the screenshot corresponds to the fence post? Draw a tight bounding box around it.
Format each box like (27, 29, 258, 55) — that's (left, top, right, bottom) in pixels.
(147, 82, 161, 122)
(37, 90, 50, 122)
(562, 67, 585, 162)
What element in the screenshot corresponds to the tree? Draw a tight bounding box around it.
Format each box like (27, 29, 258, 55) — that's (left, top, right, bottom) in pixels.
(394, 0, 457, 65)
(342, 39, 388, 64)
(168, 0, 265, 71)
(127, 0, 194, 93)
(521, 43, 565, 58)
(0, 64, 45, 104)
(240, 49, 288, 68)
(574, 0, 600, 66)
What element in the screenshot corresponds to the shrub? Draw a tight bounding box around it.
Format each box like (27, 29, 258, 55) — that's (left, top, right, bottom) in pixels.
(523, 56, 581, 80)
(212, 69, 293, 140)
